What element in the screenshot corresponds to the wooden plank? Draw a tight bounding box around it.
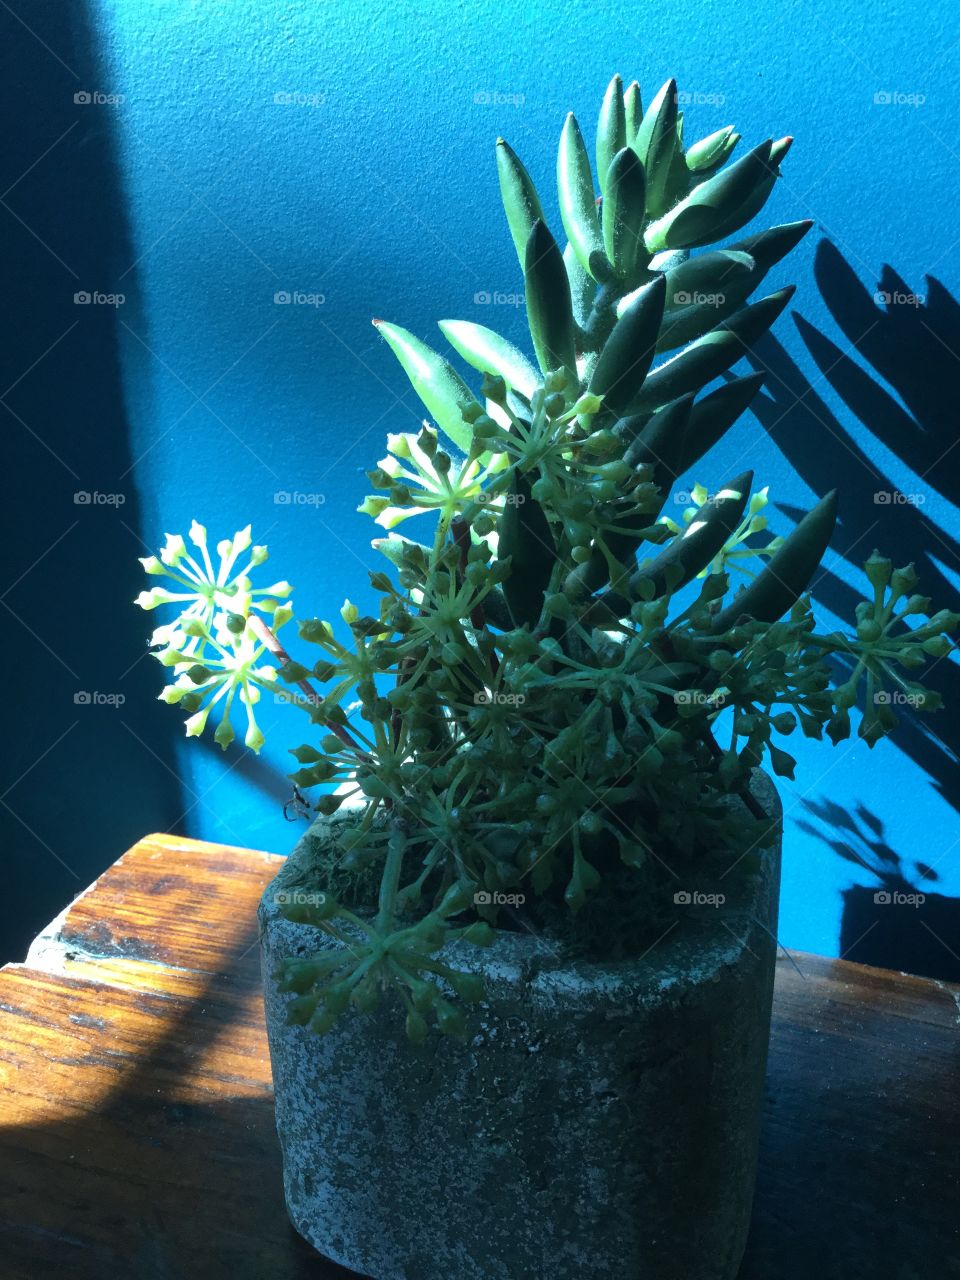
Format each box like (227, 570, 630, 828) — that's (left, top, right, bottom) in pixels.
(0, 965, 355, 1280)
(0, 833, 957, 1279)
(33, 832, 284, 976)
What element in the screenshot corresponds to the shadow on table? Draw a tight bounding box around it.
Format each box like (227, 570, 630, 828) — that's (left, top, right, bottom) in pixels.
(0, 915, 362, 1280)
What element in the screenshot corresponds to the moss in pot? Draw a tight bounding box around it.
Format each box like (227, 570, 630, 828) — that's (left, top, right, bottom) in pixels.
(135, 74, 957, 1280)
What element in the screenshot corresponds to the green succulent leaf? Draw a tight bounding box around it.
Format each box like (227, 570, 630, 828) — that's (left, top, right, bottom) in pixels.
(622, 393, 695, 485)
(524, 220, 577, 379)
(438, 320, 539, 400)
(686, 125, 740, 173)
(498, 470, 556, 627)
(624, 79, 642, 147)
(373, 320, 480, 452)
(596, 74, 627, 198)
(675, 373, 765, 474)
(557, 112, 605, 276)
(644, 140, 777, 252)
(588, 275, 666, 417)
(705, 138, 793, 244)
(713, 489, 839, 629)
(496, 138, 546, 270)
(564, 240, 597, 330)
(602, 147, 647, 279)
(731, 219, 813, 274)
(633, 79, 681, 218)
(631, 287, 794, 412)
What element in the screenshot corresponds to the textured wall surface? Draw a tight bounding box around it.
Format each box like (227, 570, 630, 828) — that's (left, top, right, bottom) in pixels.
(3, 0, 958, 968)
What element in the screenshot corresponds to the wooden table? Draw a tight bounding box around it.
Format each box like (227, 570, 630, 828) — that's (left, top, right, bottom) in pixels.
(0, 835, 957, 1280)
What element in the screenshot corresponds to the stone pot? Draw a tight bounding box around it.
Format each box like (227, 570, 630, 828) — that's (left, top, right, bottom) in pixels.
(259, 773, 782, 1280)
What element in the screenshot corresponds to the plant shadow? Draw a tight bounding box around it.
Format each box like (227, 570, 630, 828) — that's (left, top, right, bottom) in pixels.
(741, 240, 960, 976)
(796, 796, 960, 981)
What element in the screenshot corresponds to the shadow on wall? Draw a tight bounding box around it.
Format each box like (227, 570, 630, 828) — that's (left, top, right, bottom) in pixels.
(748, 240, 960, 809)
(746, 239, 959, 977)
(796, 797, 960, 981)
(0, 2, 182, 961)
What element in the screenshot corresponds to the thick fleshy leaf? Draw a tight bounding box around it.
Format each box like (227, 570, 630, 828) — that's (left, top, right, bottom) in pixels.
(557, 113, 604, 276)
(713, 489, 839, 629)
(623, 393, 696, 485)
(658, 221, 812, 352)
(727, 219, 813, 274)
(373, 321, 479, 451)
(564, 240, 597, 330)
(630, 287, 794, 412)
(658, 250, 757, 351)
(663, 249, 756, 310)
(676, 373, 765, 473)
(596, 74, 627, 198)
(602, 147, 647, 279)
(438, 320, 539, 399)
(705, 138, 793, 244)
(624, 80, 642, 147)
(686, 125, 739, 174)
(633, 79, 682, 218)
(588, 275, 666, 416)
(524, 220, 577, 378)
(644, 140, 776, 252)
(635, 470, 753, 594)
(498, 470, 556, 627)
(496, 138, 546, 270)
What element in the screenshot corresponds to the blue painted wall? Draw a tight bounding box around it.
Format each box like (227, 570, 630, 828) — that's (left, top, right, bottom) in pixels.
(4, 0, 958, 971)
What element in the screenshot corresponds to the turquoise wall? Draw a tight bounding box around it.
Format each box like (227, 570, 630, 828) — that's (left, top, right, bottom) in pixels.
(3, 0, 958, 971)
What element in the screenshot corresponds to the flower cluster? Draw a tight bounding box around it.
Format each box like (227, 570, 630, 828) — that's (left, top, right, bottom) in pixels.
(136, 521, 293, 750)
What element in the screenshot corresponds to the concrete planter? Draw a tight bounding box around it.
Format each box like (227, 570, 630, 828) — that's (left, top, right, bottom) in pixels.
(259, 774, 782, 1280)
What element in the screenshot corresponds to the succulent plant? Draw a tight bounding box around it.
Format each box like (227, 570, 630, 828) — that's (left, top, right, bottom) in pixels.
(137, 76, 957, 1042)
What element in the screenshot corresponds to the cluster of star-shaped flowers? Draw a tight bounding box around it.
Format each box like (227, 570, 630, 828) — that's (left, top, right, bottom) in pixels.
(358, 426, 509, 531)
(135, 522, 293, 751)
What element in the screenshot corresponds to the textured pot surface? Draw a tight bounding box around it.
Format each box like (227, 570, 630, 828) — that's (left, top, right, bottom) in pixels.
(259, 774, 782, 1280)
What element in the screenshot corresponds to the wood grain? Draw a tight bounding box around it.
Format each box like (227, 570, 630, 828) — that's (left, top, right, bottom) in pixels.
(0, 832, 957, 1279)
